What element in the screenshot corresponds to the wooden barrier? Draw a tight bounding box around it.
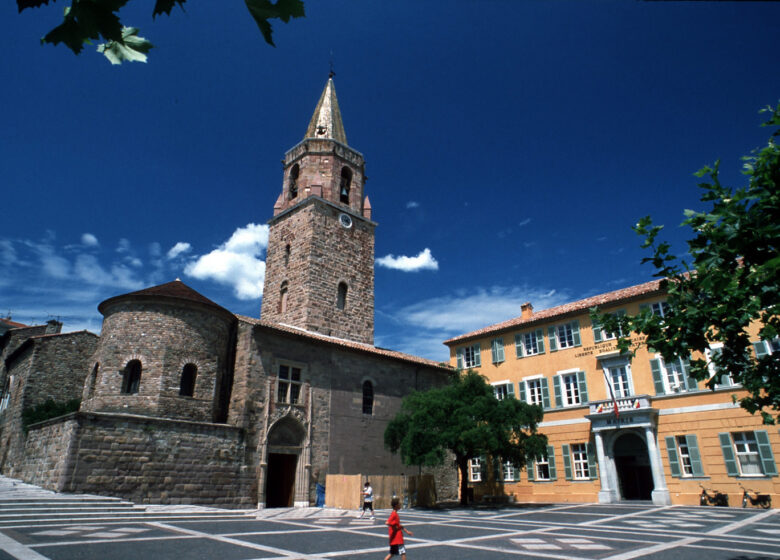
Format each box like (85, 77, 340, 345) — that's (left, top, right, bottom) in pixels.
(324, 474, 437, 510)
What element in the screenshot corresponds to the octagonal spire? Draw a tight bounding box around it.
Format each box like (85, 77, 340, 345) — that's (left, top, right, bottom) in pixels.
(304, 77, 348, 145)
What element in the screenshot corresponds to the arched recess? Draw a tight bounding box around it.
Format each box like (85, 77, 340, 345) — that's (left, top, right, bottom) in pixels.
(613, 431, 654, 500)
(265, 415, 307, 508)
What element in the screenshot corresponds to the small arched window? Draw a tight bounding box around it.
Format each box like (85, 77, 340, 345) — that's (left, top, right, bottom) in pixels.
(279, 281, 289, 313)
(121, 360, 142, 394)
(362, 380, 374, 415)
(340, 167, 352, 204)
(289, 164, 299, 199)
(337, 282, 348, 310)
(284, 244, 291, 266)
(180, 363, 197, 397)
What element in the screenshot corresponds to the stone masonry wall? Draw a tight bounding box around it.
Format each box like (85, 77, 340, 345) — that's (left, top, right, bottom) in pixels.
(262, 199, 375, 345)
(15, 414, 78, 490)
(0, 331, 97, 477)
(18, 412, 255, 508)
(82, 301, 233, 423)
(234, 321, 457, 504)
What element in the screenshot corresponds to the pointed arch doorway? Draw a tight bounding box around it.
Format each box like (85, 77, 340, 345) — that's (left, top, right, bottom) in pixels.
(265, 416, 306, 508)
(614, 432, 653, 500)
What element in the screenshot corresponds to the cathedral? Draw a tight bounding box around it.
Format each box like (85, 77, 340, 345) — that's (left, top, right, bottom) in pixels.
(0, 78, 454, 508)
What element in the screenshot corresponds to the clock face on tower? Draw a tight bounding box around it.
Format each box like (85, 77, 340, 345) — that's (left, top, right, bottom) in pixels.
(339, 213, 353, 229)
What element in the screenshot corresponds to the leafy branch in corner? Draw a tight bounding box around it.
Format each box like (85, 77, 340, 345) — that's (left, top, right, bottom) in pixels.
(592, 102, 780, 423)
(16, 0, 305, 64)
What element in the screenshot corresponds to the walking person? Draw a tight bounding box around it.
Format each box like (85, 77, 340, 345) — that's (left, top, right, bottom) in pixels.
(383, 496, 413, 560)
(360, 481, 375, 520)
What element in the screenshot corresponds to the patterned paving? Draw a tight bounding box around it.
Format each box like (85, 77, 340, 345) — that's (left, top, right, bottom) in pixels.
(1, 476, 778, 560)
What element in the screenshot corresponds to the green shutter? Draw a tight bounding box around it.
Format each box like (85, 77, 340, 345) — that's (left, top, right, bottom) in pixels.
(753, 341, 769, 359)
(577, 371, 588, 404)
(592, 317, 603, 343)
(518, 381, 527, 403)
(547, 445, 557, 480)
(571, 321, 581, 346)
(548, 326, 558, 352)
(479, 455, 487, 481)
(587, 443, 598, 479)
(665, 436, 681, 477)
(536, 329, 545, 354)
(650, 359, 665, 395)
(686, 435, 705, 477)
(456, 348, 464, 369)
(681, 358, 697, 391)
(492, 339, 505, 363)
(553, 376, 562, 408)
(526, 458, 535, 482)
(506, 382, 515, 398)
(474, 345, 481, 367)
(562, 444, 572, 480)
(755, 430, 778, 476)
(719, 433, 740, 477)
(515, 334, 524, 358)
(541, 377, 551, 409)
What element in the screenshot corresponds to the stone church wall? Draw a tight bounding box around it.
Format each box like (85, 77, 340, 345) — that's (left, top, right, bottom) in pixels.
(17, 412, 255, 508)
(82, 302, 233, 423)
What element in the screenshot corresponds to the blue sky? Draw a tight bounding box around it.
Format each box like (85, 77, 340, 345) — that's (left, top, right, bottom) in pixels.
(1, 1, 778, 361)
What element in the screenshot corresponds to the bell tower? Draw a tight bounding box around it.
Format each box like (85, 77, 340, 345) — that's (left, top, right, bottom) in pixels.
(261, 77, 375, 344)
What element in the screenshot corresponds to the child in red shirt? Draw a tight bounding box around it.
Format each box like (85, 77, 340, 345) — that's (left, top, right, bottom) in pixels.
(384, 497, 413, 560)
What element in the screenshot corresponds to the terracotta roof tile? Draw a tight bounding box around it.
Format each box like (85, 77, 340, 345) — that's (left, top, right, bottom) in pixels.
(237, 315, 452, 371)
(444, 279, 664, 345)
(98, 280, 233, 318)
(0, 318, 30, 329)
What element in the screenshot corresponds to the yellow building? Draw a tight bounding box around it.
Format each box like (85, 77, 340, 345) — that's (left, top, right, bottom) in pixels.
(444, 279, 778, 507)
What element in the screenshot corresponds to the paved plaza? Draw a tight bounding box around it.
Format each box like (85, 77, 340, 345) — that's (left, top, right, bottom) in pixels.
(0, 477, 777, 560)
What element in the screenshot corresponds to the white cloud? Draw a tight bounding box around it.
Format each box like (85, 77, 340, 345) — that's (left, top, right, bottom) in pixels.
(383, 285, 570, 357)
(81, 233, 99, 247)
(117, 238, 131, 253)
(406, 201, 420, 209)
(167, 242, 192, 259)
(376, 248, 438, 272)
(518, 218, 531, 227)
(184, 223, 269, 300)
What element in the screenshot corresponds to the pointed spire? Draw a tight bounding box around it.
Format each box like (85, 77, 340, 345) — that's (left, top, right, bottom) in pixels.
(304, 77, 348, 145)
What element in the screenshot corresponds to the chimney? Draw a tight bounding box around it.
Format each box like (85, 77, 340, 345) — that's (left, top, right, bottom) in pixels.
(45, 319, 62, 334)
(521, 302, 533, 319)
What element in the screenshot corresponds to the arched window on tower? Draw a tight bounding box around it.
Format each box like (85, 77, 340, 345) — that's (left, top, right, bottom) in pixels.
(289, 164, 299, 199)
(362, 380, 374, 415)
(340, 167, 352, 204)
(284, 244, 291, 267)
(337, 282, 348, 310)
(279, 281, 289, 313)
(180, 363, 197, 397)
(121, 359, 142, 394)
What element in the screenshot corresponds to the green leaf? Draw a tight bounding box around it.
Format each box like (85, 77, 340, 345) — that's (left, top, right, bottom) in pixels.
(153, 0, 186, 18)
(245, 0, 305, 46)
(97, 26, 153, 65)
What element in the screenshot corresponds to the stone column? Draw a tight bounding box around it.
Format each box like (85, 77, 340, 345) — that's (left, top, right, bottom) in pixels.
(644, 425, 671, 505)
(595, 432, 617, 503)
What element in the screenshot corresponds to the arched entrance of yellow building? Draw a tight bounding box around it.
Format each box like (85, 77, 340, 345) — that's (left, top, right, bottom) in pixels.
(265, 416, 305, 508)
(614, 432, 653, 501)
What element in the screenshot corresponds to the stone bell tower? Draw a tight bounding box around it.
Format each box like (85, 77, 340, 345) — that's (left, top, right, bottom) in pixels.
(261, 76, 375, 344)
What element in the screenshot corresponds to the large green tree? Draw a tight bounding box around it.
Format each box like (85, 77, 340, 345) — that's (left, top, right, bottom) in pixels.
(593, 103, 780, 423)
(384, 369, 547, 506)
(16, 0, 305, 64)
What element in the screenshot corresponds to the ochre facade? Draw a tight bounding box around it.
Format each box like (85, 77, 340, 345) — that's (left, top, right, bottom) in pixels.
(445, 280, 779, 508)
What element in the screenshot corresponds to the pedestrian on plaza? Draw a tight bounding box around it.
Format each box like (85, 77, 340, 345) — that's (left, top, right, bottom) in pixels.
(383, 496, 413, 560)
(360, 481, 375, 520)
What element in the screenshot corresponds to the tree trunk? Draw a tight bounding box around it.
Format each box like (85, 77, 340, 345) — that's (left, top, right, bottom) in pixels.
(457, 455, 470, 506)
